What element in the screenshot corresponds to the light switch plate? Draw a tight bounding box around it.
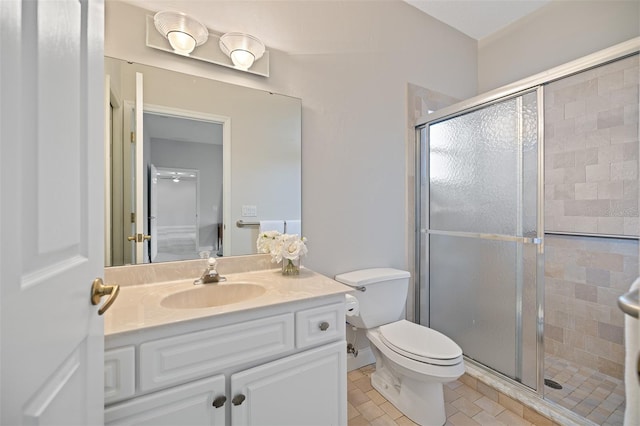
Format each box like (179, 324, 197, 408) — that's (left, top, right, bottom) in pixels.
(241, 205, 257, 217)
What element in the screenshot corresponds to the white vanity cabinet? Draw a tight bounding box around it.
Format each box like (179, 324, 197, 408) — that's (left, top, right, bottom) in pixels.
(104, 296, 347, 426)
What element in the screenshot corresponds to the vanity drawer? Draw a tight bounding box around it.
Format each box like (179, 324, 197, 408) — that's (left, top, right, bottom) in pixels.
(105, 346, 136, 405)
(139, 313, 294, 392)
(296, 302, 345, 349)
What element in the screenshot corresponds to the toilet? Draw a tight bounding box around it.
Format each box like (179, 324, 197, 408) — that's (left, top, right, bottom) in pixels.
(335, 268, 464, 426)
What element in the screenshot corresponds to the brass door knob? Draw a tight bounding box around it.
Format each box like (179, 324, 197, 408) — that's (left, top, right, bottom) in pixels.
(90, 278, 120, 315)
(128, 233, 152, 242)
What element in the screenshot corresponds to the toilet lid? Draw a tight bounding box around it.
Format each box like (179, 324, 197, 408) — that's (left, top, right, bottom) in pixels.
(379, 320, 462, 366)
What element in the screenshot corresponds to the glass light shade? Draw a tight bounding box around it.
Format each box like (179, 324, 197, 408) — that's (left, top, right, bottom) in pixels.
(219, 33, 265, 70)
(167, 31, 196, 55)
(230, 50, 255, 70)
(154, 11, 208, 55)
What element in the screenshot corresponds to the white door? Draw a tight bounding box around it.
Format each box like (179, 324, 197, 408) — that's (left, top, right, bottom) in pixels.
(121, 73, 146, 264)
(1, 0, 107, 424)
(149, 164, 159, 262)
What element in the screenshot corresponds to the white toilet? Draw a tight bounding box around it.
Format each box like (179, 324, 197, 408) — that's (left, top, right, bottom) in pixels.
(335, 268, 464, 426)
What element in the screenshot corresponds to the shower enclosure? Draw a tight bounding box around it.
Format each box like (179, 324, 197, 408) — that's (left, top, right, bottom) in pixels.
(416, 89, 544, 392)
(415, 41, 639, 424)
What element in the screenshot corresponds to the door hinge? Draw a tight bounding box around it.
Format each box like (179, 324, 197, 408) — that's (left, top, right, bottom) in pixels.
(130, 131, 135, 143)
(130, 212, 136, 223)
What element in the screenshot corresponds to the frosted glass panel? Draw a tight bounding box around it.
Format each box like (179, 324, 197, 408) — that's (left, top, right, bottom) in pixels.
(422, 91, 540, 390)
(430, 235, 517, 378)
(429, 93, 538, 235)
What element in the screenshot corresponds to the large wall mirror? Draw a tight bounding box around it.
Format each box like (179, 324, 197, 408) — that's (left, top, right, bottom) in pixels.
(105, 57, 301, 267)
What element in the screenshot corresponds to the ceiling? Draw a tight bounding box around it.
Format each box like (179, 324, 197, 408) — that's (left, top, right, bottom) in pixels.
(404, 0, 552, 40)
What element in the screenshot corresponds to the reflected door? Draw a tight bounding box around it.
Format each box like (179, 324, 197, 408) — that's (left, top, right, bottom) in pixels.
(419, 90, 543, 390)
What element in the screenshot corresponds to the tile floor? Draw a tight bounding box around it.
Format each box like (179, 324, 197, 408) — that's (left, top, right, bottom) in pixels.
(347, 364, 551, 426)
(544, 354, 625, 426)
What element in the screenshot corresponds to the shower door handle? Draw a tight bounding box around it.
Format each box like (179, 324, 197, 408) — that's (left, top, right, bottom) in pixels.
(618, 288, 639, 319)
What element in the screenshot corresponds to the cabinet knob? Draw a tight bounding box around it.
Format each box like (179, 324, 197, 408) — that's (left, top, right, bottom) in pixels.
(212, 395, 227, 408)
(232, 394, 246, 406)
(319, 321, 330, 331)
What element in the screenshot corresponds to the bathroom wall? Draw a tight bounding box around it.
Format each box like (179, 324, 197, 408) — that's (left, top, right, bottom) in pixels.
(105, 0, 478, 278)
(478, 1, 640, 93)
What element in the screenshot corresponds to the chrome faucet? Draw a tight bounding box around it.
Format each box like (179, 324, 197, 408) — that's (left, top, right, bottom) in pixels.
(194, 258, 225, 285)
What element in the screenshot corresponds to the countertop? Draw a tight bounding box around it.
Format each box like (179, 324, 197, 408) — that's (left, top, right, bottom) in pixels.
(104, 267, 352, 336)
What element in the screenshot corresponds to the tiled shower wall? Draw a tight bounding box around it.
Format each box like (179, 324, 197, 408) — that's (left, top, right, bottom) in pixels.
(544, 234, 638, 379)
(545, 54, 639, 235)
(543, 54, 639, 380)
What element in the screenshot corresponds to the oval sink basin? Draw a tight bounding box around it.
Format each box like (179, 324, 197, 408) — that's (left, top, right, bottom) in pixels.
(161, 283, 266, 309)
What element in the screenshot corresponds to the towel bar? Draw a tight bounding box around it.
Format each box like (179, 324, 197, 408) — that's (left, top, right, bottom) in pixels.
(236, 220, 260, 228)
(618, 288, 639, 319)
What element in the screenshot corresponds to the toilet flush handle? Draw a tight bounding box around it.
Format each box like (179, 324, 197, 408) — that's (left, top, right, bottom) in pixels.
(355, 286, 366, 292)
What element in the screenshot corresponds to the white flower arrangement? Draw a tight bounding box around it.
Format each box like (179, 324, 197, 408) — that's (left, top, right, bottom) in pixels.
(256, 231, 308, 264)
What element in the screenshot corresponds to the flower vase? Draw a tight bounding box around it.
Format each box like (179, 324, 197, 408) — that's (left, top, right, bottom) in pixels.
(282, 258, 300, 276)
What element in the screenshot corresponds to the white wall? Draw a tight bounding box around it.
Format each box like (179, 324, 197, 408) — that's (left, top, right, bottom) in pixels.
(105, 0, 477, 278)
(478, 0, 640, 93)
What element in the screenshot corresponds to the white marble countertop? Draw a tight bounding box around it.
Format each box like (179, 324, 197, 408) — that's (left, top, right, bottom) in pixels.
(104, 267, 352, 337)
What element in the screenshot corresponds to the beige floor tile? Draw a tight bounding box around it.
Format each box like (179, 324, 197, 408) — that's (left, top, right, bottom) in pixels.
(379, 401, 403, 420)
(370, 414, 399, 426)
(346, 364, 557, 426)
(395, 416, 419, 426)
(474, 395, 505, 417)
(357, 400, 386, 421)
(444, 386, 461, 402)
(495, 409, 533, 426)
(348, 388, 371, 406)
(472, 410, 507, 426)
(350, 415, 372, 426)
(348, 402, 361, 420)
(349, 369, 366, 381)
(447, 380, 464, 390)
(451, 397, 482, 418)
(354, 376, 374, 393)
(448, 411, 481, 426)
(455, 385, 483, 402)
(445, 402, 459, 418)
(366, 389, 387, 405)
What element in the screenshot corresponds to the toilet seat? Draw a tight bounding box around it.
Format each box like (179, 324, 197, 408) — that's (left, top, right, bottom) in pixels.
(379, 320, 462, 366)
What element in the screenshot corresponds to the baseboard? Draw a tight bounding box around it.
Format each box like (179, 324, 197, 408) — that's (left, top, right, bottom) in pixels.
(347, 347, 375, 371)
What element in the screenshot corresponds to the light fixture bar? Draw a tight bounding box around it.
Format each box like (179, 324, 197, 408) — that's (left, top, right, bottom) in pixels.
(145, 15, 270, 77)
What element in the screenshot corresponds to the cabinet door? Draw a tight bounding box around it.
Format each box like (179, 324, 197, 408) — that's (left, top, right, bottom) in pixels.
(231, 341, 346, 426)
(105, 375, 226, 425)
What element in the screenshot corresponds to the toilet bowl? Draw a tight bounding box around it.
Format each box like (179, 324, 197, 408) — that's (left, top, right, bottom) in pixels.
(335, 268, 464, 426)
(366, 321, 464, 425)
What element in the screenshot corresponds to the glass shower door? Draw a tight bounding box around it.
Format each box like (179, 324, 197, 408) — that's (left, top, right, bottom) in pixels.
(418, 89, 543, 390)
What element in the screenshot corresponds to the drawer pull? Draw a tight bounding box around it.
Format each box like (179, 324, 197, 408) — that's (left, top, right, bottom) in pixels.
(319, 321, 330, 331)
(212, 396, 227, 408)
(232, 394, 246, 406)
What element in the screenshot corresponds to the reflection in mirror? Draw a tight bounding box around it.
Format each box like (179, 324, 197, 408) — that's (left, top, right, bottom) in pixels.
(104, 57, 301, 267)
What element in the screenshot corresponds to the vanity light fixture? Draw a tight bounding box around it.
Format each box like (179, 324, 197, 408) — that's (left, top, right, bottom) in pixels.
(219, 33, 265, 70)
(153, 11, 209, 56)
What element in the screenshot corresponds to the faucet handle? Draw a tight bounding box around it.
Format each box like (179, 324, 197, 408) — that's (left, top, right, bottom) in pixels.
(208, 257, 217, 268)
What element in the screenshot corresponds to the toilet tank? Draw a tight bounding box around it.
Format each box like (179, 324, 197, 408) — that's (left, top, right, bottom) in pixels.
(334, 268, 410, 329)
